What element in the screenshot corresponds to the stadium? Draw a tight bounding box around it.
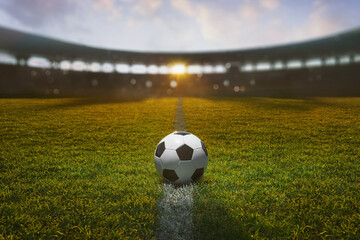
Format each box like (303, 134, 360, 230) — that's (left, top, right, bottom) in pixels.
(1, 26, 360, 97)
(1, 1, 360, 239)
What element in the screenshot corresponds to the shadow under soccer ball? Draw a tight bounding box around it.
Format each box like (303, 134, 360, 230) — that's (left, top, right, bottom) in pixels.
(154, 131, 208, 186)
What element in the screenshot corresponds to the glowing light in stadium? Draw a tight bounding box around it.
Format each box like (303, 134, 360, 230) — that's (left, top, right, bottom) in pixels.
(89, 62, 101, 72)
(0, 52, 17, 65)
(339, 55, 351, 65)
(354, 54, 360, 62)
(241, 63, 254, 72)
(28, 56, 51, 68)
(305, 58, 322, 67)
(116, 63, 130, 73)
(102, 63, 114, 73)
(170, 64, 186, 74)
(159, 65, 170, 74)
(72, 61, 87, 71)
(130, 78, 136, 85)
(202, 65, 214, 74)
(256, 62, 271, 71)
(274, 61, 284, 69)
(287, 59, 302, 69)
(147, 65, 159, 74)
(234, 86, 246, 93)
(131, 64, 147, 74)
(170, 80, 177, 88)
(187, 65, 202, 74)
(60, 60, 71, 70)
(146, 80, 153, 88)
(325, 57, 336, 66)
(215, 64, 226, 73)
(223, 79, 230, 86)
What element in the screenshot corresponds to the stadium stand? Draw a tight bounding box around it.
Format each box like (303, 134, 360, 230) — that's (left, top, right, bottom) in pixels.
(0, 26, 359, 97)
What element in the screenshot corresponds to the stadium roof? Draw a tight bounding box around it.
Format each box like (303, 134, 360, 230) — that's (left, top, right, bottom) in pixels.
(0, 26, 359, 64)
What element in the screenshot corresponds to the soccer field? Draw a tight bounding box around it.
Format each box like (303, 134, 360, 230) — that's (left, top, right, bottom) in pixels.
(0, 98, 176, 239)
(1, 97, 359, 239)
(183, 97, 360, 239)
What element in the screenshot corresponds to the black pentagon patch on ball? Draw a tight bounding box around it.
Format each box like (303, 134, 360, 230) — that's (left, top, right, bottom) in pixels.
(155, 142, 165, 157)
(163, 169, 179, 182)
(176, 144, 193, 161)
(174, 131, 190, 136)
(191, 168, 204, 181)
(201, 141, 208, 156)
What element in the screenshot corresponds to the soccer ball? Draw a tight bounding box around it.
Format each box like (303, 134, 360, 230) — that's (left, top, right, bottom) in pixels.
(154, 131, 208, 185)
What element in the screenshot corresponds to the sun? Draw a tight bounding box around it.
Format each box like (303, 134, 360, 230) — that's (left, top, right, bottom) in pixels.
(170, 64, 186, 75)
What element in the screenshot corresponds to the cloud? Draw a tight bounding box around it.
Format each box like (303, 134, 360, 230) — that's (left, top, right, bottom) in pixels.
(93, 0, 122, 19)
(0, 0, 73, 27)
(308, 1, 347, 36)
(261, 0, 279, 10)
(171, 0, 194, 16)
(170, 0, 237, 43)
(294, 0, 350, 41)
(239, 4, 260, 21)
(170, 0, 283, 46)
(132, 0, 162, 16)
(240, 0, 279, 21)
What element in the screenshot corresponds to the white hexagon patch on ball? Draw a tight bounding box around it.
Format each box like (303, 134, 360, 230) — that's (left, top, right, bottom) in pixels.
(154, 131, 208, 185)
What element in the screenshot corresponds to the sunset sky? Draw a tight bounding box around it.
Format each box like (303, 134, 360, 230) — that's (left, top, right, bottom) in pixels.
(0, 0, 359, 52)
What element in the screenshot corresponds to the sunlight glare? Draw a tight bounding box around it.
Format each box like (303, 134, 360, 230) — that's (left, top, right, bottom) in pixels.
(170, 64, 186, 74)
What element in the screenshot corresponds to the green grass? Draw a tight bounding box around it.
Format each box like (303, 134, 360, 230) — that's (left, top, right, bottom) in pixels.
(0, 97, 176, 239)
(1, 97, 360, 239)
(183, 97, 360, 239)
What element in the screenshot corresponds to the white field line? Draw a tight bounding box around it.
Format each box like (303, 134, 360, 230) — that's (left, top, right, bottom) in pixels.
(156, 97, 195, 240)
(156, 184, 195, 240)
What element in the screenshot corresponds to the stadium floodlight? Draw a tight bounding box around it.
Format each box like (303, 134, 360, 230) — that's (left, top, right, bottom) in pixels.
(273, 61, 284, 69)
(71, 61, 87, 71)
(325, 57, 336, 66)
(287, 59, 302, 69)
(115, 63, 130, 73)
(102, 63, 114, 73)
(159, 65, 170, 74)
(131, 64, 147, 74)
(354, 54, 360, 63)
(214, 64, 227, 73)
(241, 63, 254, 72)
(170, 64, 186, 75)
(202, 65, 214, 74)
(154, 132, 208, 185)
(256, 62, 271, 71)
(28, 56, 51, 69)
(0, 52, 17, 65)
(187, 65, 202, 74)
(339, 55, 351, 65)
(147, 65, 159, 74)
(60, 60, 71, 70)
(89, 62, 101, 72)
(305, 58, 322, 68)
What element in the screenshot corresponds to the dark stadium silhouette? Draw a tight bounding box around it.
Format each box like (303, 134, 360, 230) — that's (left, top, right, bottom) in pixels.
(0, 26, 359, 97)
